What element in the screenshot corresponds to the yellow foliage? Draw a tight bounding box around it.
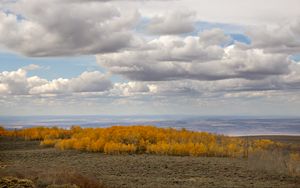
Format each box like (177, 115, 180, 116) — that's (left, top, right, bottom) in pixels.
(1, 125, 286, 158)
(1, 126, 71, 141)
(190, 143, 207, 156)
(104, 142, 136, 154)
(55, 139, 76, 150)
(253, 139, 275, 150)
(88, 139, 105, 152)
(0, 126, 5, 136)
(40, 139, 60, 147)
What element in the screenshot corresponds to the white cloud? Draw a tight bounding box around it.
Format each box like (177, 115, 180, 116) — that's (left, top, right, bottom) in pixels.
(23, 64, 41, 71)
(133, 0, 300, 25)
(0, 69, 33, 95)
(199, 28, 230, 46)
(0, 68, 112, 95)
(0, 0, 139, 56)
(29, 71, 112, 94)
(0, 83, 8, 94)
(247, 18, 300, 54)
(113, 82, 157, 96)
(146, 11, 196, 35)
(1, 63, 300, 116)
(97, 30, 292, 81)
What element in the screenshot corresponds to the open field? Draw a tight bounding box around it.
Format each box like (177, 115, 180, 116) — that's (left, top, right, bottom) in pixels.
(0, 136, 299, 188)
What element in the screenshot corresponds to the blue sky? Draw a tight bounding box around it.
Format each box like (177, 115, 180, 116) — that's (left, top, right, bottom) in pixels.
(0, 52, 99, 79)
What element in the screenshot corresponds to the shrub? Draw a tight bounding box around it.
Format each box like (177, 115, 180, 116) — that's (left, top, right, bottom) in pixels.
(104, 142, 136, 154)
(0, 176, 35, 188)
(248, 150, 300, 176)
(41, 139, 60, 147)
(288, 152, 300, 176)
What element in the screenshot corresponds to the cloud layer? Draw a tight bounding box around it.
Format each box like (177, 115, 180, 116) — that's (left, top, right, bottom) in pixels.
(0, 0, 299, 115)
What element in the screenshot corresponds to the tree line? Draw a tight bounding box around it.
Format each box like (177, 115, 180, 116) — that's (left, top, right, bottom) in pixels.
(0, 125, 284, 158)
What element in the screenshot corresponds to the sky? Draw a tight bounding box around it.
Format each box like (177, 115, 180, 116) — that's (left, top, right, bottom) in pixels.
(0, 0, 300, 116)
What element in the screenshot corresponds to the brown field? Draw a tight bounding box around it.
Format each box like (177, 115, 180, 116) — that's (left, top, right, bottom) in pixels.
(0, 136, 299, 188)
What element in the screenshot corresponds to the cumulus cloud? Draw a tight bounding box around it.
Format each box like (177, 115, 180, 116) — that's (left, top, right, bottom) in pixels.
(97, 29, 292, 81)
(30, 71, 112, 94)
(1, 60, 300, 117)
(0, 68, 47, 95)
(0, 0, 139, 56)
(146, 11, 196, 35)
(0, 67, 112, 95)
(120, 65, 300, 98)
(112, 82, 157, 96)
(247, 18, 300, 54)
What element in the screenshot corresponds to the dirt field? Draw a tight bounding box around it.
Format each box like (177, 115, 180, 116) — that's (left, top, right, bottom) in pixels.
(0, 136, 299, 188)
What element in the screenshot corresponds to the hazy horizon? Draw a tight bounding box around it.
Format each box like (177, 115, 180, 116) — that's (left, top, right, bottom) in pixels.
(1, 115, 300, 136)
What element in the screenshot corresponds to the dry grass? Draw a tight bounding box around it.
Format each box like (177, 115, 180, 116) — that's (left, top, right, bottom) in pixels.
(248, 150, 300, 177)
(0, 176, 35, 188)
(47, 169, 106, 188)
(0, 167, 107, 188)
(46, 185, 79, 188)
